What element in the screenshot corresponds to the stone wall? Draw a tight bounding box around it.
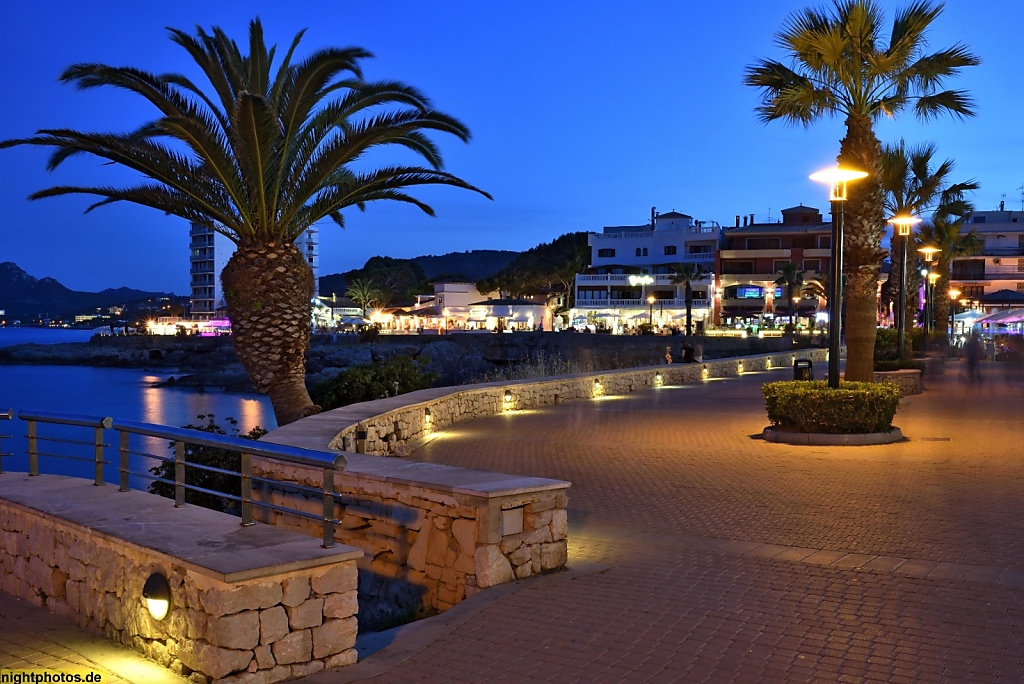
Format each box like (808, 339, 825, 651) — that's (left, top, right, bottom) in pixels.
(873, 369, 923, 396)
(0, 480, 361, 684)
(252, 457, 569, 631)
(328, 350, 830, 457)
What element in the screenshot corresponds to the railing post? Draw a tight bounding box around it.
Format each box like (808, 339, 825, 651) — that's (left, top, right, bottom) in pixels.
(240, 452, 254, 527)
(27, 420, 38, 476)
(174, 441, 185, 508)
(93, 419, 111, 486)
(0, 409, 11, 475)
(119, 430, 130, 492)
(322, 466, 335, 548)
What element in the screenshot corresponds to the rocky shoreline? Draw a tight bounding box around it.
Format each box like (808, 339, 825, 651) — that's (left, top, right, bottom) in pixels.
(0, 332, 803, 393)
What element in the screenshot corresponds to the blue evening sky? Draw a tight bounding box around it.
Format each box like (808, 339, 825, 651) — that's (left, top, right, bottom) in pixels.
(1, 0, 1021, 293)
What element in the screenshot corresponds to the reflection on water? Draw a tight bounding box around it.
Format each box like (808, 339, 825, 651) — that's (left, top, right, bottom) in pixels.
(0, 365, 274, 488)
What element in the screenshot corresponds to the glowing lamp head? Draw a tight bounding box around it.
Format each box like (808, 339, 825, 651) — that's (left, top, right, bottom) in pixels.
(142, 573, 171, 621)
(918, 245, 941, 262)
(503, 389, 512, 404)
(424, 407, 432, 424)
(948, 289, 961, 300)
(887, 215, 921, 237)
(927, 272, 940, 285)
(647, 295, 656, 305)
(809, 166, 869, 201)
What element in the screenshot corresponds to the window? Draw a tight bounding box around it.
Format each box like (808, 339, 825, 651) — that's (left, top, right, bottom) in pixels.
(721, 261, 754, 274)
(974, 216, 986, 224)
(803, 259, 821, 272)
(773, 260, 791, 273)
(818, 236, 832, 249)
(598, 248, 615, 258)
(961, 285, 984, 298)
(664, 245, 677, 255)
(642, 247, 648, 257)
(636, 248, 642, 257)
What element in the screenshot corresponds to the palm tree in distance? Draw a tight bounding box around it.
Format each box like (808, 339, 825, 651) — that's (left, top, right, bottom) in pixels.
(774, 262, 806, 327)
(917, 214, 981, 339)
(345, 278, 383, 317)
(1, 19, 490, 425)
(669, 262, 709, 336)
(745, 0, 979, 382)
(880, 140, 977, 355)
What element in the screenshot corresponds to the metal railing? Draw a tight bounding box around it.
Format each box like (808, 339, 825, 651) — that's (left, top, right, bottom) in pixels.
(0, 410, 12, 474)
(1, 410, 347, 548)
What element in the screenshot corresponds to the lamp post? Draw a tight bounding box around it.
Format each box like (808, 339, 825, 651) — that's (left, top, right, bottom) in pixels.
(887, 216, 922, 360)
(647, 294, 656, 326)
(948, 288, 961, 345)
(810, 166, 869, 388)
(918, 245, 941, 352)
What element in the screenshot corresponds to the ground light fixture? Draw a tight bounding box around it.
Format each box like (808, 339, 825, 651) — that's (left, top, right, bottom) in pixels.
(887, 215, 922, 359)
(424, 407, 432, 425)
(655, 371, 663, 386)
(503, 389, 512, 405)
(143, 572, 171, 620)
(809, 165, 869, 388)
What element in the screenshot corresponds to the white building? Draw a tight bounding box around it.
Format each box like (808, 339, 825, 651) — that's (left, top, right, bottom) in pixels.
(189, 223, 319, 319)
(951, 208, 1024, 310)
(571, 209, 720, 331)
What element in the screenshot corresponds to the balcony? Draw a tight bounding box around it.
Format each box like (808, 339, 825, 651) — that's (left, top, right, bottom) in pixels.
(575, 273, 713, 285)
(951, 266, 1024, 281)
(576, 299, 710, 309)
(720, 249, 792, 259)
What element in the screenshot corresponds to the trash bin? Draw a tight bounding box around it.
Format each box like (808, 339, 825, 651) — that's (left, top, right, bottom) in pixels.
(793, 358, 813, 381)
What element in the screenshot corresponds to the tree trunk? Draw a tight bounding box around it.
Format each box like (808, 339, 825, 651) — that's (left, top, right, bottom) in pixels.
(221, 242, 320, 426)
(838, 113, 885, 382)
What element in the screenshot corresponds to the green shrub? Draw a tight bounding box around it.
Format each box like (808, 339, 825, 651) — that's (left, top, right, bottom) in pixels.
(309, 355, 438, 411)
(148, 414, 268, 514)
(762, 380, 900, 434)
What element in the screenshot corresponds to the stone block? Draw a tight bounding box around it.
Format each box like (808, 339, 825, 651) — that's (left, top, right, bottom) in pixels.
(540, 541, 568, 570)
(310, 562, 356, 596)
(280, 577, 309, 607)
(451, 519, 477, 556)
(454, 552, 476, 575)
(287, 598, 324, 630)
(253, 644, 275, 670)
(27, 556, 66, 599)
(509, 545, 531, 566)
(323, 648, 358, 669)
(550, 509, 568, 540)
(474, 545, 513, 588)
(271, 629, 312, 665)
(290, 661, 325, 678)
(260, 606, 289, 645)
(406, 530, 428, 572)
(322, 591, 358, 620)
(177, 640, 254, 680)
(201, 582, 283, 617)
(311, 617, 357, 658)
(208, 610, 260, 650)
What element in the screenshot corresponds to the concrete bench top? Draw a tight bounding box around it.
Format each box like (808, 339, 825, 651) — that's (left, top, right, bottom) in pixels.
(0, 473, 362, 583)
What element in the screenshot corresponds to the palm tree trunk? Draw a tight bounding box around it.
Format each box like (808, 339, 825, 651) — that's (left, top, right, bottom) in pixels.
(685, 284, 693, 335)
(221, 242, 320, 426)
(839, 113, 886, 382)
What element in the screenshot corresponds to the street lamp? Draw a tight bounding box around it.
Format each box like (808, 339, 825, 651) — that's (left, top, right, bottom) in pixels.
(810, 166, 869, 388)
(887, 215, 922, 360)
(918, 245, 941, 351)
(647, 294, 656, 326)
(948, 288, 961, 344)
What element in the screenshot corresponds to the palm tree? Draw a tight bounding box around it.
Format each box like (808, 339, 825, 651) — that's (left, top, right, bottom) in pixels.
(745, 0, 979, 382)
(774, 262, 806, 326)
(880, 140, 977, 355)
(1, 19, 489, 425)
(917, 214, 981, 338)
(669, 262, 709, 336)
(345, 278, 383, 316)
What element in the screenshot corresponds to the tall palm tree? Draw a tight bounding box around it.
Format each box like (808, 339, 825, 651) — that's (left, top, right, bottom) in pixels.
(669, 262, 709, 335)
(345, 278, 383, 316)
(774, 262, 806, 325)
(745, 0, 979, 382)
(1, 19, 489, 425)
(880, 140, 977, 355)
(917, 214, 981, 338)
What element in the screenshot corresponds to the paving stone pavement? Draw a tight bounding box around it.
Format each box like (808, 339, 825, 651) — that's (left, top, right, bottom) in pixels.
(3, 359, 1023, 683)
(304, 359, 1024, 683)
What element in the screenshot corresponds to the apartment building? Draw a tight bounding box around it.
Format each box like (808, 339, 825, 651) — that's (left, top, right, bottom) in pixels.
(189, 224, 319, 318)
(715, 205, 832, 326)
(571, 209, 720, 330)
(950, 209, 1024, 310)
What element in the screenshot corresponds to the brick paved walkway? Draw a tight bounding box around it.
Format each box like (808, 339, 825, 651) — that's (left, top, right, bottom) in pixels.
(307, 359, 1024, 683)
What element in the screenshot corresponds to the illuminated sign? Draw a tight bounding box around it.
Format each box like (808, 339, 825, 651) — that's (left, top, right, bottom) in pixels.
(628, 275, 654, 286)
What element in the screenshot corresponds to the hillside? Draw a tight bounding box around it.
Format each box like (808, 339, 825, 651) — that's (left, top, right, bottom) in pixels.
(0, 262, 171, 320)
(319, 249, 518, 298)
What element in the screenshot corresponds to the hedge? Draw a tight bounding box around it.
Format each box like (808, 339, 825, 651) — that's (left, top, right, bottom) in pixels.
(762, 380, 901, 434)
